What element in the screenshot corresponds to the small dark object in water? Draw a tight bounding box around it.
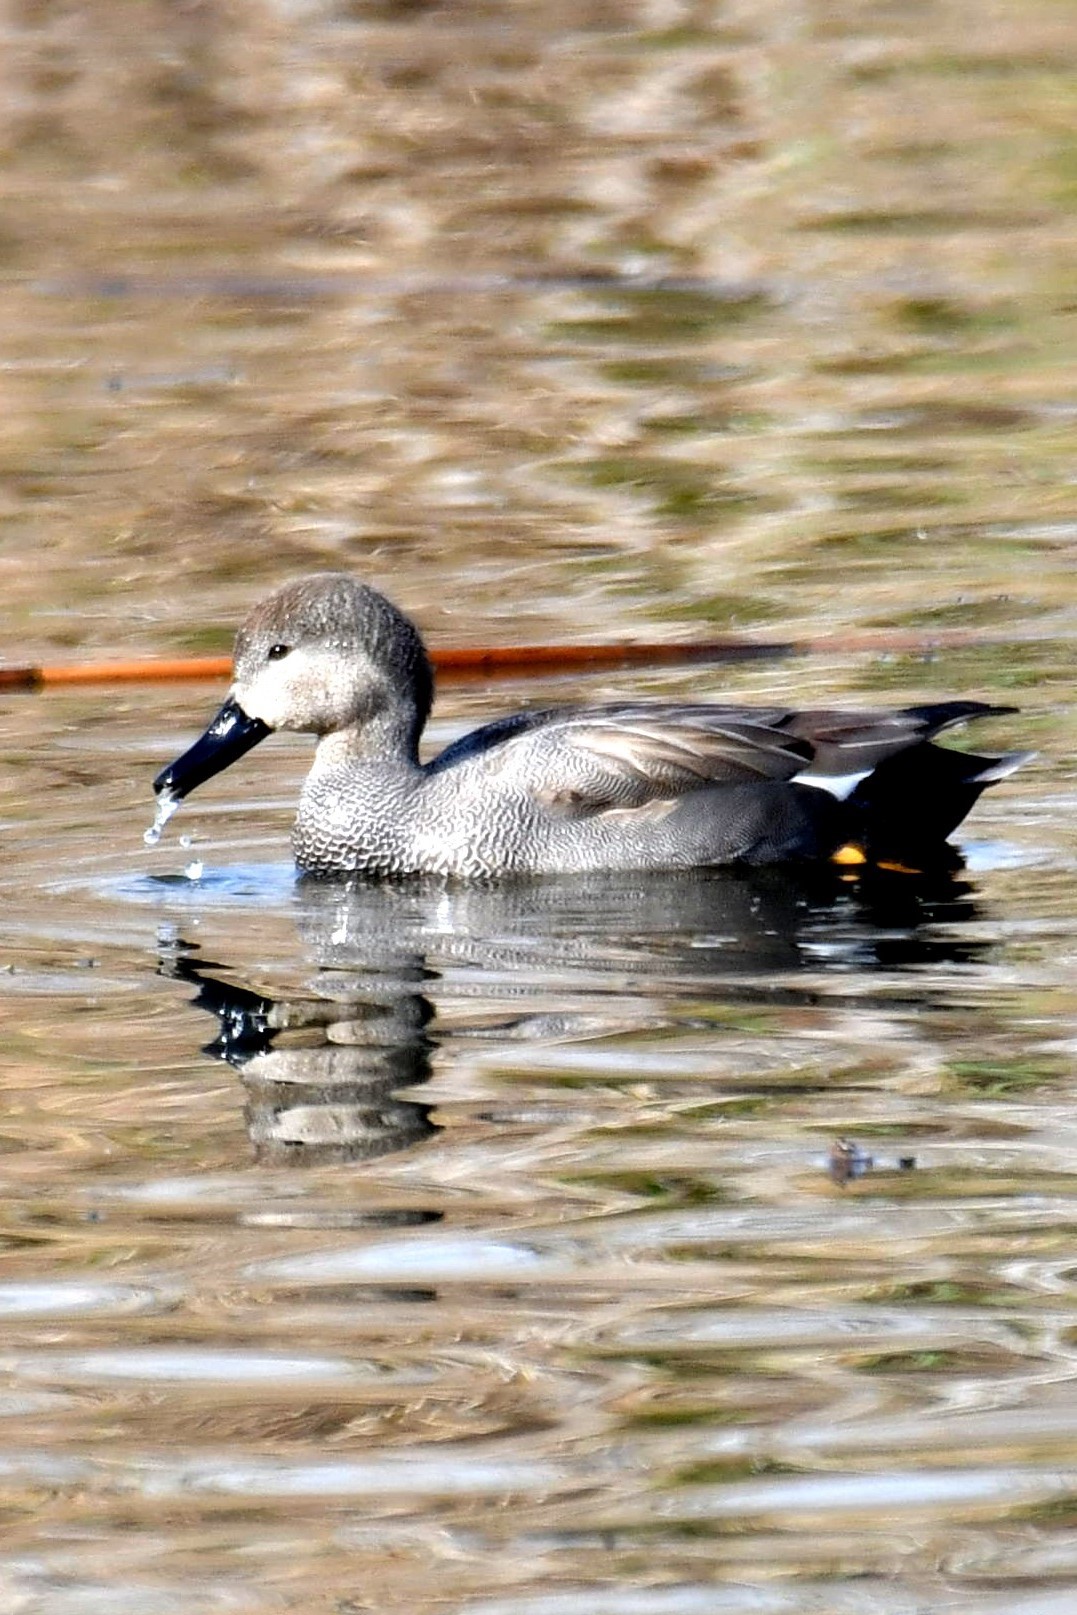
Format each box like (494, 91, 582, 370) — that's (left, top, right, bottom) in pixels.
(828, 1138, 919, 1185)
(828, 1138, 874, 1185)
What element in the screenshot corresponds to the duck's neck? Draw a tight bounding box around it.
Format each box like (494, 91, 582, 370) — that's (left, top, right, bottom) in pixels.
(313, 710, 425, 772)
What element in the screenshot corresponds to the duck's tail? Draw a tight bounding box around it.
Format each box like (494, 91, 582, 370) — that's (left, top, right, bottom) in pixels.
(848, 735, 1033, 861)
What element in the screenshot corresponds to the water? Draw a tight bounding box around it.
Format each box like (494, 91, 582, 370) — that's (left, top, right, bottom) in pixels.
(1, 2, 1077, 1611)
(143, 789, 180, 847)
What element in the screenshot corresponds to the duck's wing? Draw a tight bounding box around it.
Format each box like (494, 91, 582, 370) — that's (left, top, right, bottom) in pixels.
(429, 699, 1018, 818)
(434, 702, 816, 813)
(552, 709, 817, 801)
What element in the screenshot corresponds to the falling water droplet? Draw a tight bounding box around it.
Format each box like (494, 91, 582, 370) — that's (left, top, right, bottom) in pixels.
(144, 790, 181, 847)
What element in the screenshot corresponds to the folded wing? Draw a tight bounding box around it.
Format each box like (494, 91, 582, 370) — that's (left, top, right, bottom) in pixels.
(445, 699, 1018, 821)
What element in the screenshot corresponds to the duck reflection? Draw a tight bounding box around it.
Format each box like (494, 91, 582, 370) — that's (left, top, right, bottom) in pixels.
(159, 862, 990, 1165)
(160, 939, 438, 1164)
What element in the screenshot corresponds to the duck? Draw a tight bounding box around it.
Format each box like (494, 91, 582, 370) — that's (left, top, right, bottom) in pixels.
(152, 573, 1028, 879)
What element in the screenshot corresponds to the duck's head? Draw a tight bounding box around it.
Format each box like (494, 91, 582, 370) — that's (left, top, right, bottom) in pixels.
(152, 574, 434, 803)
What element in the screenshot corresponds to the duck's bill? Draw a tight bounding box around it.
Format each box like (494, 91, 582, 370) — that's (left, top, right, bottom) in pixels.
(153, 697, 271, 801)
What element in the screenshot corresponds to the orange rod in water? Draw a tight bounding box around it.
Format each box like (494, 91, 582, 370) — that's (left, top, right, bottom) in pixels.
(431, 639, 792, 680)
(0, 626, 1003, 691)
(0, 656, 235, 690)
(0, 640, 789, 690)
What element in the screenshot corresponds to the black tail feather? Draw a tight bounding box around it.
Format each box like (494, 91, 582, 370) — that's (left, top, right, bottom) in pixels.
(850, 742, 1020, 856)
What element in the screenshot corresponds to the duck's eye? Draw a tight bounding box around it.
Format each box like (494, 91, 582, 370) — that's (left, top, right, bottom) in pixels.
(266, 643, 291, 662)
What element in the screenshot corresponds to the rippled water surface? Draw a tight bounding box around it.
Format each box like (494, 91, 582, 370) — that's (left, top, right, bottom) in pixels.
(2, 3, 1077, 1611)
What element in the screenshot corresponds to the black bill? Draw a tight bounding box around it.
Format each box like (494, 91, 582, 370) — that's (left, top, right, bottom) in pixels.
(153, 696, 271, 801)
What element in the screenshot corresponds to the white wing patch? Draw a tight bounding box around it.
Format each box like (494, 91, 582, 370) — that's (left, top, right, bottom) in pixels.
(793, 768, 873, 801)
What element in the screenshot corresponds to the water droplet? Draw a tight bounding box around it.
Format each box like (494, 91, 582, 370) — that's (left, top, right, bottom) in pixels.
(144, 790, 181, 847)
(183, 859, 204, 882)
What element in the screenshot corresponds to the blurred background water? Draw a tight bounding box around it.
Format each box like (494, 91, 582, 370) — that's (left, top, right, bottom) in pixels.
(1, 2, 1076, 1611)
